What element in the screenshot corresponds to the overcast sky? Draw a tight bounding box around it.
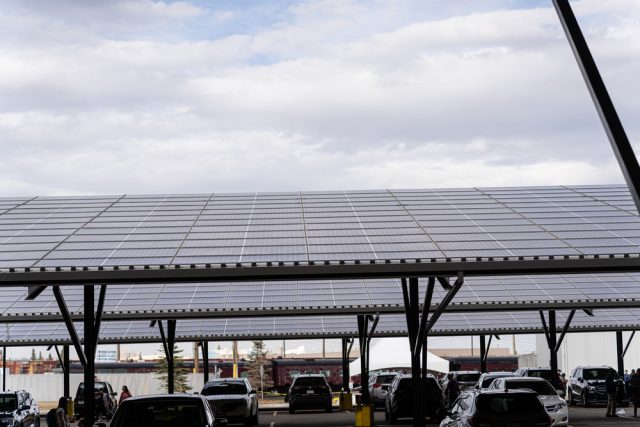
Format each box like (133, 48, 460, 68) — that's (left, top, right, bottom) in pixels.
(2, 0, 639, 359)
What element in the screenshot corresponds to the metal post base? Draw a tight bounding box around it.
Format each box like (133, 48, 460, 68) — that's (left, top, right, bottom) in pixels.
(340, 392, 354, 411)
(354, 404, 374, 427)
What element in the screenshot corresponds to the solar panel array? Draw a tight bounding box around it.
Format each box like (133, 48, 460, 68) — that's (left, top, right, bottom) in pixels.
(2, 273, 640, 320)
(2, 310, 639, 345)
(1, 185, 639, 271)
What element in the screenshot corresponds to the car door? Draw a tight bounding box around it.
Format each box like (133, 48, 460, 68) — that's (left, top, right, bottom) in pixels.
(571, 368, 582, 400)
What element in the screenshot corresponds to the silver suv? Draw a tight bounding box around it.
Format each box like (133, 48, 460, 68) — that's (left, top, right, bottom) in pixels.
(368, 372, 399, 407)
(201, 378, 258, 426)
(0, 390, 39, 427)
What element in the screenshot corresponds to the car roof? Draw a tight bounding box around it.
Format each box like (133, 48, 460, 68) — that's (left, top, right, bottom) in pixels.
(122, 394, 205, 402)
(476, 389, 539, 396)
(483, 372, 514, 377)
(519, 367, 551, 370)
(295, 374, 325, 377)
(451, 371, 480, 374)
(504, 377, 547, 382)
(204, 378, 245, 384)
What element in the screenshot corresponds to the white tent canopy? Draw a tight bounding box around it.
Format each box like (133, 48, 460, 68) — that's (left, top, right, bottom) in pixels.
(350, 337, 450, 376)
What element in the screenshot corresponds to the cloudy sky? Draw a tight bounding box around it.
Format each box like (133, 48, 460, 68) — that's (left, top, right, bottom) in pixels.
(2, 1, 639, 358)
(1, 0, 639, 197)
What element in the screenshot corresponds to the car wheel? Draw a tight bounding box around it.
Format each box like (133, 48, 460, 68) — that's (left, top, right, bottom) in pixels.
(582, 392, 590, 407)
(252, 408, 259, 425)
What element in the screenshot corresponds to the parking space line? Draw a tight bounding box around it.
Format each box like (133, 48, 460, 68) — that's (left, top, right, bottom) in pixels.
(272, 411, 277, 417)
(269, 421, 275, 427)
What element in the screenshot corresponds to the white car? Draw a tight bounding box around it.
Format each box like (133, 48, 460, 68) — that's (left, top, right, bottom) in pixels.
(489, 377, 568, 426)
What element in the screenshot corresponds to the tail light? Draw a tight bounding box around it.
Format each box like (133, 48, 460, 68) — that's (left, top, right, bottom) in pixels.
(372, 384, 381, 389)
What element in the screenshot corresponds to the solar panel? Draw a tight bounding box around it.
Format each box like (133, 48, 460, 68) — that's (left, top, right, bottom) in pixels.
(0, 185, 638, 275)
(1, 309, 639, 345)
(2, 273, 640, 321)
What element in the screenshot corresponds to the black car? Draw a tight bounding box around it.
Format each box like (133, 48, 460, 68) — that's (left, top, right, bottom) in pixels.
(384, 374, 445, 424)
(73, 381, 118, 419)
(439, 390, 553, 427)
(0, 390, 40, 427)
(568, 365, 628, 406)
(97, 394, 224, 427)
(286, 374, 333, 413)
(201, 378, 258, 426)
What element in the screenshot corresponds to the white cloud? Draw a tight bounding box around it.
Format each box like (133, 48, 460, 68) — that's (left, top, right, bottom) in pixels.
(0, 1, 638, 197)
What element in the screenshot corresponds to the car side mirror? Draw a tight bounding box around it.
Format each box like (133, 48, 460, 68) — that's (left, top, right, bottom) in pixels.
(249, 390, 257, 395)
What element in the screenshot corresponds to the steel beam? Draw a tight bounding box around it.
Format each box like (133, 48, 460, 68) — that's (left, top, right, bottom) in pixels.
(425, 273, 464, 332)
(93, 285, 107, 350)
(480, 335, 487, 373)
(2, 346, 5, 391)
(26, 286, 47, 300)
(623, 331, 636, 357)
(548, 311, 559, 389)
(552, 0, 640, 212)
(616, 331, 624, 377)
(84, 285, 95, 424)
(52, 286, 87, 367)
(554, 309, 576, 352)
(168, 320, 176, 394)
(203, 341, 209, 383)
(415, 277, 435, 356)
(2, 255, 640, 286)
(357, 315, 371, 405)
(63, 345, 70, 398)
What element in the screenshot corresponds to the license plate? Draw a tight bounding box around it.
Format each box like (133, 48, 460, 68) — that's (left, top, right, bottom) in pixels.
(307, 390, 314, 394)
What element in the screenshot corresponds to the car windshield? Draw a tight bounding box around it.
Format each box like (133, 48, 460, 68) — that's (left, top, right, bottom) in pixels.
(294, 377, 327, 387)
(527, 370, 554, 382)
(476, 394, 543, 414)
(376, 375, 397, 385)
(583, 369, 616, 380)
(111, 399, 205, 427)
(0, 395, 17, 412)
(77, 383, 108, 394)
(482, 375, 511, 388)
(457, 373, 481, 382)
(202, 382, 248, 396)
(505, 380, 556, 395)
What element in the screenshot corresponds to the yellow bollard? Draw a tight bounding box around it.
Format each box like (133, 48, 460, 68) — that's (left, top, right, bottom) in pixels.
(354, 403, 374, 427)
(340, 392, 353, 411)
(67, 398, 74, 419)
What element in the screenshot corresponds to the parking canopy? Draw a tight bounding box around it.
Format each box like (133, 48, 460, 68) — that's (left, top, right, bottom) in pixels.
(1, 184, 639, 286)
(1, 309, 639, 346)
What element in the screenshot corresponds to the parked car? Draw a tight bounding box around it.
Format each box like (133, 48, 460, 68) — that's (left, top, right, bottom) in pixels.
(514, 367, 564, 396)
(0, 390, 39, 427)
(384, 374, 445, 424)
(97, 394, 224, 427)
(368, 372, 399, 408)
(441, 371, 482, 392)
(567, 365, 628, 407)
(489, 376, 568, 426)
(475, 372, 515, 390)
(439, 389, 553, 427)
(73, 381, 118, 419)
(285, 374, 333, 413)
(201, 378, 258, 426)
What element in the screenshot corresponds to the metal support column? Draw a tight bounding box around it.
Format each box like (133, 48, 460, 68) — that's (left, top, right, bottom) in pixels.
(63, 345, 70, 398)
(84, 285, 95, 424)
(2, 346, 5, 391)
(479, 335, 487, 374)
(342, 338, 350, 391)
(548, 311, 559, 389)
(203, 341, 210, 384)
(616, 331, 624, 377)
(552, 0, 640, 212)
(357, 315, 370, 405)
